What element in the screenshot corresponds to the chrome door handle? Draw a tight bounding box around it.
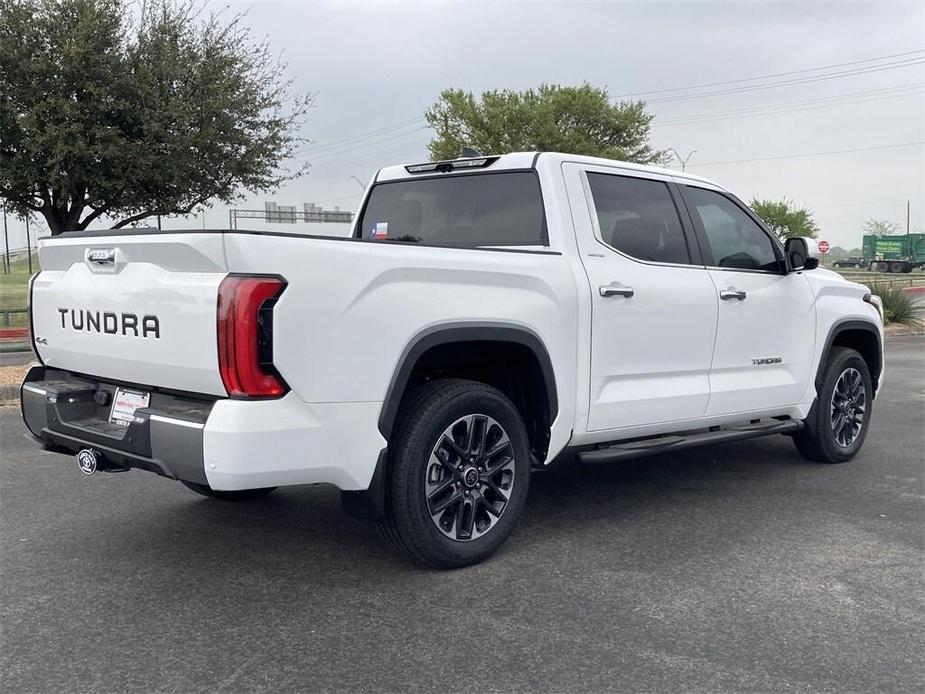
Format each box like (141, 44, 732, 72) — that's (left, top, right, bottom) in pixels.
(599, 283, 635, 298)
(720, 288, 747, 301)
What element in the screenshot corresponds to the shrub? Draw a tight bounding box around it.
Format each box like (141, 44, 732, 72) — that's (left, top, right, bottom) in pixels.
(871, 284, 922, 326)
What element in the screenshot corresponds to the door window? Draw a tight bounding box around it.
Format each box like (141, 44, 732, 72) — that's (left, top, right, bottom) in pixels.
(586, 173, 692, 265)
(684, 187, 782, 272)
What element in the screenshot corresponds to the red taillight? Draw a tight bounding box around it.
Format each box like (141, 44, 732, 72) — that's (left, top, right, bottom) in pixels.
(217, 275, 288, 398)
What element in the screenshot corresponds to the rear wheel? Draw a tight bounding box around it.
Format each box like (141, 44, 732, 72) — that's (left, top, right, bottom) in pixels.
(379, 379, 531, 569)
(890, 261, 905, 274)
(793, 347, 873, 463)
(181, 481, 276, 501)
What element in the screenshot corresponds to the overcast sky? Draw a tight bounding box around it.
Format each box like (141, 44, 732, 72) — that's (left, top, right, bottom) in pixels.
(7, 0, 925, 249)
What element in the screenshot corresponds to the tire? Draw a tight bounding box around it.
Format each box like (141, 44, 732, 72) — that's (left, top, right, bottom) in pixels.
(181, 481, 276, 501)
(793, 347, 873, 463)
(876, 261, 889, 273)
(378, 379, 531, 569)
(890, 262, 904, 274)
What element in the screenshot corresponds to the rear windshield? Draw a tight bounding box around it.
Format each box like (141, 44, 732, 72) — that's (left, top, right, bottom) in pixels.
(355, 171, 547, 247)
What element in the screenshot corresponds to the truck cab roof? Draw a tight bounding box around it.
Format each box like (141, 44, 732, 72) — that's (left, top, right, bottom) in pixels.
(375, 151, 726, 191)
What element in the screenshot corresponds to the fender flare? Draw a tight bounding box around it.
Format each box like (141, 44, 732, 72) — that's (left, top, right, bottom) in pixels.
(377, 322, 558, 439)
(815, 318, 882, 392)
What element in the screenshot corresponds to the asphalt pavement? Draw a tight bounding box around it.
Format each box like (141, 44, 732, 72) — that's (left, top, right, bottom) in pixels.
(1, 337, 923, 693)
(0, 351, 32, 367)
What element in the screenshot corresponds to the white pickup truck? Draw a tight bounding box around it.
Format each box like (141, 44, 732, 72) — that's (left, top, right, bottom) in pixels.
(21, 152, 884, 568)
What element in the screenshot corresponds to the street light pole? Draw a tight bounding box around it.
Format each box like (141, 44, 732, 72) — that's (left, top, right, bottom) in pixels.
(668, 148, 698, 173)
(26, 215, 32, 274)
(350, 176, 366, 191)
(2, 205, 9, 274)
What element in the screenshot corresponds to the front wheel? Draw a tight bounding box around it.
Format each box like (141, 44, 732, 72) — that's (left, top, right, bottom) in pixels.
(379, 380, 531, 569)
(181, 481, 277, 501)
(793, 347, 873, 463)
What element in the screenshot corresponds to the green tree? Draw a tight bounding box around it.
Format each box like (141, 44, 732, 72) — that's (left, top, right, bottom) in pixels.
(425, 84, 666, 164)
(826, 245, 848, 262)
(862, 218, 900, 235)
(749, 198, 819, 240)
(0, 0, 311, 234)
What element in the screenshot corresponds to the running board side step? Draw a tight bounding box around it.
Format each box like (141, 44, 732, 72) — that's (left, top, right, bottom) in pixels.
(577, 419, 803, 465)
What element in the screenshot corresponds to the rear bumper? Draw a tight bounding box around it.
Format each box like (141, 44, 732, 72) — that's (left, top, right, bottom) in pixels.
(20, 366, 386, 492)
(21, 366, 211, 484)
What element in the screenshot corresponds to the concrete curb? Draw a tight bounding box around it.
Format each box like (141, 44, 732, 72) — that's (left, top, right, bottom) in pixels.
(0, 340, 30, 353)
(884, 325, 925, 338)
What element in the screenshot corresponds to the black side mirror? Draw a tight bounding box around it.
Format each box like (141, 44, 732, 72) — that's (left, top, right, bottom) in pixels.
(785, 237, 818, 271)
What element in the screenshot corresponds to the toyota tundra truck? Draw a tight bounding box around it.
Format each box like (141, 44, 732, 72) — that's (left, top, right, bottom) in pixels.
(20, 152, 884, 568)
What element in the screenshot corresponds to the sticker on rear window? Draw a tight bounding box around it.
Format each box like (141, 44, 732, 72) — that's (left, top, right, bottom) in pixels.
(372, 222, 388, 240)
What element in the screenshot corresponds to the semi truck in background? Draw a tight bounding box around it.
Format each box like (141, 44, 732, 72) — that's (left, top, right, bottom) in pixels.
(863, 233, 925, 273)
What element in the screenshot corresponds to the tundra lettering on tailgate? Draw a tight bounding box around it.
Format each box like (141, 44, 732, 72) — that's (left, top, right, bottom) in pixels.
(57, 308, 160, 339)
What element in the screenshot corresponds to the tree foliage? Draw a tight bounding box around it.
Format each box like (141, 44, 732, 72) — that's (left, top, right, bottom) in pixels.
(862, 218, 900, 235)
(749, 198, 819, 240)
(425, 84, 667, 164)
(0, 0, 311, 234)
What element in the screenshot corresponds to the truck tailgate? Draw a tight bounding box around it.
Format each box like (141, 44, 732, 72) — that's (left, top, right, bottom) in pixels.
(31, 232, 228, 396)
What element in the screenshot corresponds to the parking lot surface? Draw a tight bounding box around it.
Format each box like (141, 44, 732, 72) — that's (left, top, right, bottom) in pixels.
(1, 337, 923, 693)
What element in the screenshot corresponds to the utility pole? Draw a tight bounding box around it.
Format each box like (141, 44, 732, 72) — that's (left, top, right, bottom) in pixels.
(907, 200, 911, 235)
(25, 215, 32, 274)
(668, 148, 698, 173)
(2, 205, 9, 275)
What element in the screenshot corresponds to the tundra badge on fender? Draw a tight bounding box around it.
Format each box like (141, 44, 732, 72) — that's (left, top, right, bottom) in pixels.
(752, 356, 783, 365)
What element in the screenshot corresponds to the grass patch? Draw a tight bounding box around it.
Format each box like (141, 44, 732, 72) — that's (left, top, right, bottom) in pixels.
(871, 283, 922, 326)
(0, 253, 36, 327)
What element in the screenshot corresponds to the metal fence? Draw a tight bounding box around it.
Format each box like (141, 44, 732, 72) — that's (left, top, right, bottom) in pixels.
(1, 308, 28, 327)
(837, 273, 925, 290)
(229, 207, 354, 229)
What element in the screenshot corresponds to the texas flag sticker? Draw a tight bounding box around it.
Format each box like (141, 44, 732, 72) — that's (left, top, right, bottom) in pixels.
(372, 222, 389, 239)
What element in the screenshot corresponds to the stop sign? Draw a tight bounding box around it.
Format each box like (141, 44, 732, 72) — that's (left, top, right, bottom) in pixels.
(818, 240, 830, 254)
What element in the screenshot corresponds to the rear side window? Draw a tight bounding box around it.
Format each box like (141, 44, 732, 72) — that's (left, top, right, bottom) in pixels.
(586, 173, 692, 265)
(356, 172, 547, 247)
(683, 186, 782, 272)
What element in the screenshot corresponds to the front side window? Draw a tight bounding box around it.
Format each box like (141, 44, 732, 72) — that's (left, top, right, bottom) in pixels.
(355, 171, 547, 247)
(684, 186, 782, 272)
(586, 173, 692, 265)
